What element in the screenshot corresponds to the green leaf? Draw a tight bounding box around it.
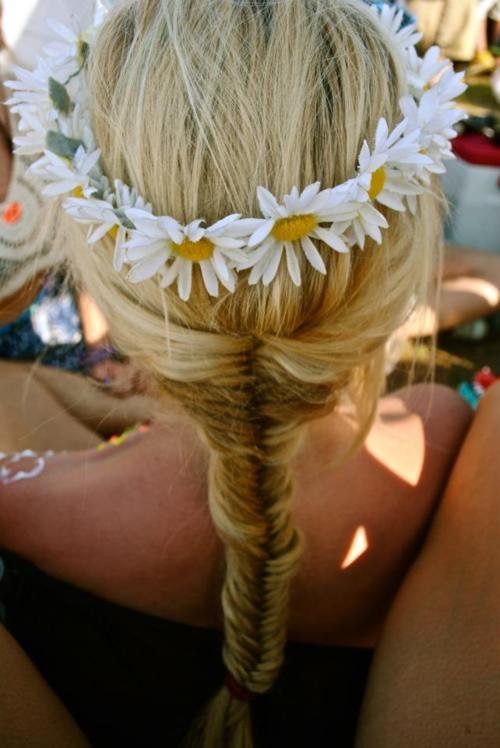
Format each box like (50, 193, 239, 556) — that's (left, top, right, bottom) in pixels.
(114, 209, 136, 230)
(49, 77, 71, 115)
(46, 130, 84, 159)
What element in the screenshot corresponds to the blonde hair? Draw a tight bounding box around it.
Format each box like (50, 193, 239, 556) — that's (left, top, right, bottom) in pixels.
(64, 0, 441, 744)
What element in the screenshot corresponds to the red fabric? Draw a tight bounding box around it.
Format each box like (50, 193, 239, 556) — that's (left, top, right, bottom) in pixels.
(452, 133, 500, 167)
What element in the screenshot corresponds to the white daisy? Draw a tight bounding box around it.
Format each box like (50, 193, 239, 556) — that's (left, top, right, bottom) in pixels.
(355, 117, 432, 213)
(63, 196, 118, 234)
(111, 182, 152, 270)
(30, 145, 102, 197)
(406, 45, 448, 96)
(57, 102, 98, 154)
(238, 183, 362, 287)
(433, 67, 468, 106)
(400, 88, 465, 175)
(43, 19, 84, 69)
(123, 212, 249, 301)
(5, 60, 56, 121)
(2, 0, 469, 303)
(371, 5, 422, 57)
(346, 202, 389, 249)
(64, 180, 152, 271)
(12, 108, 55, 156)
(44, 16, 102, 70)
(6, 57, 82, 156)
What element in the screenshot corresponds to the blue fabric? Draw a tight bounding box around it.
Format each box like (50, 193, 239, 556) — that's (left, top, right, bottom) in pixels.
(0, 275, 87, 372)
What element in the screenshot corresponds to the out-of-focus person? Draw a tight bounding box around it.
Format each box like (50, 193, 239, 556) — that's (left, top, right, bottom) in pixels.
(405, 0, 479, 61)
(406, 0, 500, 64)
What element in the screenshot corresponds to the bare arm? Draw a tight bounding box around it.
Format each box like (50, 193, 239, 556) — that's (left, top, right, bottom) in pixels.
(402, 244, 500, 338)
(0, 624, 90, 747)
(356, 383, 500, 747)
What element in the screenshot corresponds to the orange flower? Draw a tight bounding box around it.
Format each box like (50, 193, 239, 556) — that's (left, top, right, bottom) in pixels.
(3, 202, 23, 224)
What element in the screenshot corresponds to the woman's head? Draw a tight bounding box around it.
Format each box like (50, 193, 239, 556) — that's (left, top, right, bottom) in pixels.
(65, 1, 441, 743)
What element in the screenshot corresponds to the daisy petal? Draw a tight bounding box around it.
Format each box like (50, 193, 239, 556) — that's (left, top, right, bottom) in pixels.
(208, 213, 241, 235)
(88, 222, 114, 244)
(262, 245, 284, 285)
(186, 220, 205, 243)
(407, 195, 418, 215)
(248, 255, 269, 286)
(128, 249, 168, 283)
(212, 248, 231, 282)
(298, 182, 321, 210)
(376, 191, 405, 211)
(248, 218, 274, 248)
(313, 227, 349, 254)
(352, 221, 366, 249)
(283, 191, 301, 213)
(212, 262, 236, 293)
(365, 223, 383, 244)
(361, 204, 389, 229)
(212, 236, 245, 250)
(126, 240, 168, 262)
(285, 242, 301, 286)
(200, 260, 219, 297)
(161, 258, 182, 288)
(113, 228, 127, 272)
(178, 261, 193, 301)
(43, 180, 81, 197)
(223, 218, 266, 238)
(160, 217, 184, 244)
(238, 238, 275, 270)
(301, 236, 326, 274)
(257, 186, 281, 218)
(375, 118, 389, 149)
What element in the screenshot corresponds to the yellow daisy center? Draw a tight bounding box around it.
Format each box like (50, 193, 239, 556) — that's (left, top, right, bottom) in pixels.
(271, 214, 318, 242)
(72, 186, 85, 198)
(368, 167, 386, 200)
(172, 237, 214, 262)
(109, 225, 119, 241)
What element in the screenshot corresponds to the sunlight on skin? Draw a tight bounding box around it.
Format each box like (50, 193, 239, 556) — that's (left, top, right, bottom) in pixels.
(365, 398, 426, 487)
(341, 525, 369, 570)
(398, 304, 438, 338)
(443, 276, 500, 308)
(398, 276, 500, 338)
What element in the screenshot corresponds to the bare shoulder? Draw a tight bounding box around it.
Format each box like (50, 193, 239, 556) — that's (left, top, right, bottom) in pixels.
(289, 383, 473, 646)
(0, 382, 473, 648)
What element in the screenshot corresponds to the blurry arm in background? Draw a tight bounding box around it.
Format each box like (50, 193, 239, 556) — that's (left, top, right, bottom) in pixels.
(0, 623, 90, 747)
(438, 243, 500, 329)
(403, 243, 500, 338)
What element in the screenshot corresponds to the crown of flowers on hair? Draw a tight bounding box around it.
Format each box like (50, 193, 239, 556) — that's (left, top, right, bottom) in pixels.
(5, 3, 466, 301)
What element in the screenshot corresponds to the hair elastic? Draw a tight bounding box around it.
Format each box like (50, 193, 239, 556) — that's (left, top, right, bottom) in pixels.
(225, 672, 258, 702)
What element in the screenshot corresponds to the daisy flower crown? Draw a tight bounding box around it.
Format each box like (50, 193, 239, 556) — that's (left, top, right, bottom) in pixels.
(6, 2, 467, 302)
